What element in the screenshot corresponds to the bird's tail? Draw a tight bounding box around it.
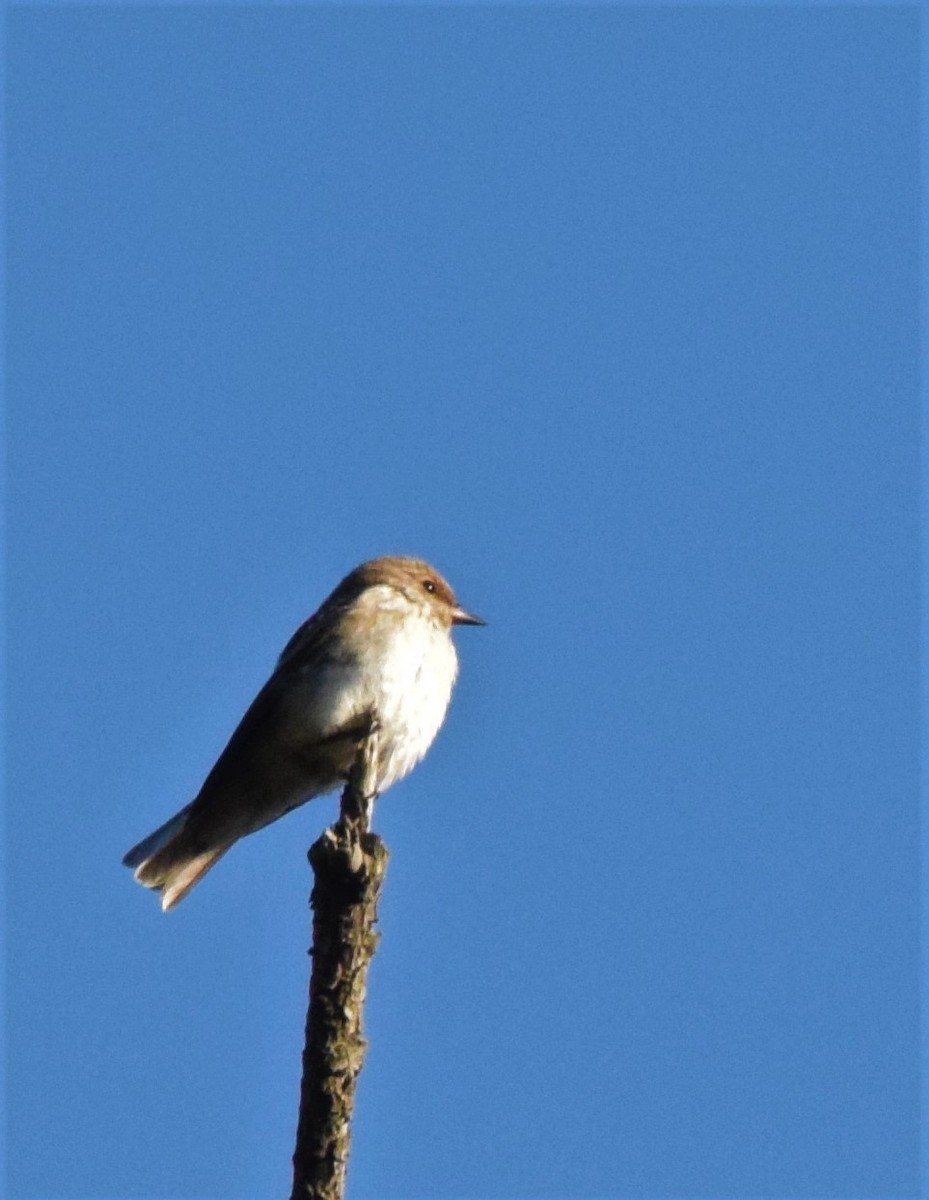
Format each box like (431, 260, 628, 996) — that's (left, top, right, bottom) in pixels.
(123, 805, 228, 911)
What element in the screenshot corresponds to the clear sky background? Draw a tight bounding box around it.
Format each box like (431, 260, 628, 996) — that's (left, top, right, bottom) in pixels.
(5, 6, 921, 1199)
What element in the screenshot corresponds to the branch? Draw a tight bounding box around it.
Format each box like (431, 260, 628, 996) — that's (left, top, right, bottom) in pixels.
(290, 728, 389, 1200)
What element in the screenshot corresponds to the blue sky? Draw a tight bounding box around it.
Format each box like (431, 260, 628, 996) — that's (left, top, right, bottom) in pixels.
(6, 7, 921, 1199)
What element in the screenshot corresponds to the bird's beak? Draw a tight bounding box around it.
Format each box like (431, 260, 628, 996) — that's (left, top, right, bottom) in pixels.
(452, 606, 486, 627)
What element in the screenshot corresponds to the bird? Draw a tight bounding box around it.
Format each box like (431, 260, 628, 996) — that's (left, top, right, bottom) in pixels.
(123, 555, 484, 910)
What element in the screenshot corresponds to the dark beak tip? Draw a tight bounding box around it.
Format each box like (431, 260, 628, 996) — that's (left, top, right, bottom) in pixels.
(454, 609, 486, 627)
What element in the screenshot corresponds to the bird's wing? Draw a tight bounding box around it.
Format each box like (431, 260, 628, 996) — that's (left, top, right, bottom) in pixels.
(276, 607, 332, 669)
(214, 604, 367, 768)
(189, 646, 365, 830)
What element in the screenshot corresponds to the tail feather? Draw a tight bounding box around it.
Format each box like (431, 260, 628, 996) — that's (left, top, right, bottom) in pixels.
(123, 804, 228, 911)
(159, 847, 228, 911)
(123, 805, 192, 870)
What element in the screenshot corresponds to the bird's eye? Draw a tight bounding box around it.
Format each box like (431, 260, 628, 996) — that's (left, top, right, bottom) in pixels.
(422, 579, 437, 594)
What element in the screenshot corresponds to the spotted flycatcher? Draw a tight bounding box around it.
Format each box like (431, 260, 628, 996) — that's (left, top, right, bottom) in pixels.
(123, 556, 483, 909)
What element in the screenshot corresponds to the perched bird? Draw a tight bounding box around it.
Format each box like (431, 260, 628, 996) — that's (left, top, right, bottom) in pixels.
(123, 556, 483, 910)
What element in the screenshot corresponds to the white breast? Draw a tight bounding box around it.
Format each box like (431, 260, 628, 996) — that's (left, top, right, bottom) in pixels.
(364, 598, 459, 791)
